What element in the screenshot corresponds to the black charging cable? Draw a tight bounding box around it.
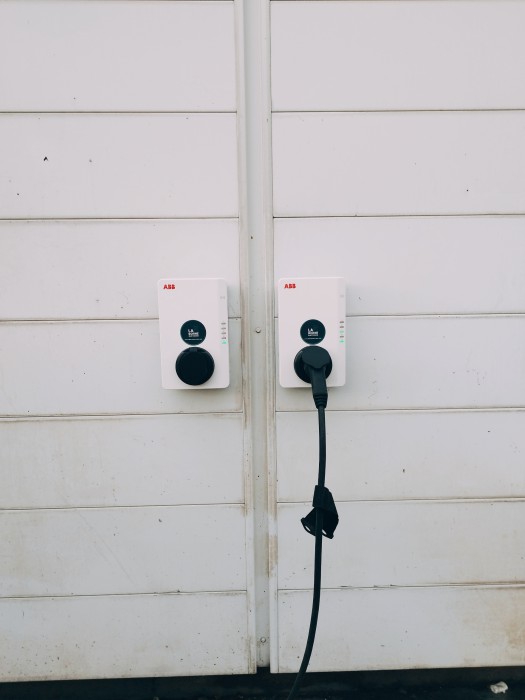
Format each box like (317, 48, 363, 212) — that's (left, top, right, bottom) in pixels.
(285, 346, 339, 700)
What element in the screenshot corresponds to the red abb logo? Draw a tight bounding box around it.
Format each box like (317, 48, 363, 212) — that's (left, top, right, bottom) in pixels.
(284, 283, 296, 289)
(163, 284, 176, 290)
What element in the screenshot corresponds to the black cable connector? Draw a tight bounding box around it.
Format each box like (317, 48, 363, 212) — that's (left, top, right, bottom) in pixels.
(293, 346, 332, 408)
(301, 484, 339, 539)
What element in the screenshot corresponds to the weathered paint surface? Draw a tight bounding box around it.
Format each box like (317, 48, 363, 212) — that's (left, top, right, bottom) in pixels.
(1, 0, 524, 680)
(271, 0, 525, 674)
(0, 0, 254, 681)
(278, 587, 525, 672)
(0, 1, 236, 111)
(272, 1, 525, 111)
(0, 593, 250, 681)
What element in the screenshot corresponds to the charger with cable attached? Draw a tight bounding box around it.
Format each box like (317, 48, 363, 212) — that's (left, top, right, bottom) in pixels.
(277, 277, 345, 388)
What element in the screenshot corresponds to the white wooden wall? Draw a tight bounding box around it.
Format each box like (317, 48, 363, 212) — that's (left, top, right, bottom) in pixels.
(0, 0, 254, 681)
(1, 0, 525, 683)
(271, 0, 525, 673)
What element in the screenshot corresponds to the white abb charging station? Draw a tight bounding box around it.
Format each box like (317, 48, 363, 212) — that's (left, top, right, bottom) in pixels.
(157, 278, 229, 389)
(277, 277, 346, 388)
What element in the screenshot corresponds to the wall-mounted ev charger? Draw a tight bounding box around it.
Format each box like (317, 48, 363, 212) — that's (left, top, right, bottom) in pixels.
(278, 277, 346, 388)
(157, 278, 229, 389)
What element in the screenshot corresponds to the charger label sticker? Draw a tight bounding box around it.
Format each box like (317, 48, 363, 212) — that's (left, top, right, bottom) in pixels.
(180, 320, 206, 346)
(300, 319, 325, 345)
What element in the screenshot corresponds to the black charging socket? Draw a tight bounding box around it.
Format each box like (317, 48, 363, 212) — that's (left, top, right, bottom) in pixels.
(294, 345, 332, 408)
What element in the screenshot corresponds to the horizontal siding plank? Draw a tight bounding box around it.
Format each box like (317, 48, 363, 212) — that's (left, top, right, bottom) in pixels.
(0, 505, 246, 597)
(274, 216, 525, 316)
(276, 316, 525, 411)
(278, 586, 525, 672)
(273, 112, 525, 217)
(0, 0, 235, 112)
(0, 219, 240, 320)
(0, 320, 242, 416)
(278, 501, 525, 589)
(0, 592, 250, 681)
(0, 114, 238, 218)
(271, 1, 525, 111)
(0, 414, 243, 508)
(277, 410, 525, 502)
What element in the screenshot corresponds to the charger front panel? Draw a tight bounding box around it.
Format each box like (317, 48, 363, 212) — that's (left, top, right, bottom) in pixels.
(157, 278, 229, 389)
(278, 277, 346, 388)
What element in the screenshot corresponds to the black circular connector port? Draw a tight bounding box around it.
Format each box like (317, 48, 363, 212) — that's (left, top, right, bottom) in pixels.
(294, 346, 332, 384)
(176, 347, 215, 386)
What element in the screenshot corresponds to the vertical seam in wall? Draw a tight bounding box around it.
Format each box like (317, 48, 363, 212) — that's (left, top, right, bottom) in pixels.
(235, 0, 257, 674)
(236, 0, 275, 671)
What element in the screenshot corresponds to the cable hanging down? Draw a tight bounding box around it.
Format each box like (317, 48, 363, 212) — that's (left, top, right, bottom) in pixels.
(285, 347, 339, 700)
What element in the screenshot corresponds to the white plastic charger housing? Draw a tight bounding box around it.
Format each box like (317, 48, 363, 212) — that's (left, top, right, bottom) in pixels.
(277, 277, 346, 388)
(157, 278, 229, 389)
